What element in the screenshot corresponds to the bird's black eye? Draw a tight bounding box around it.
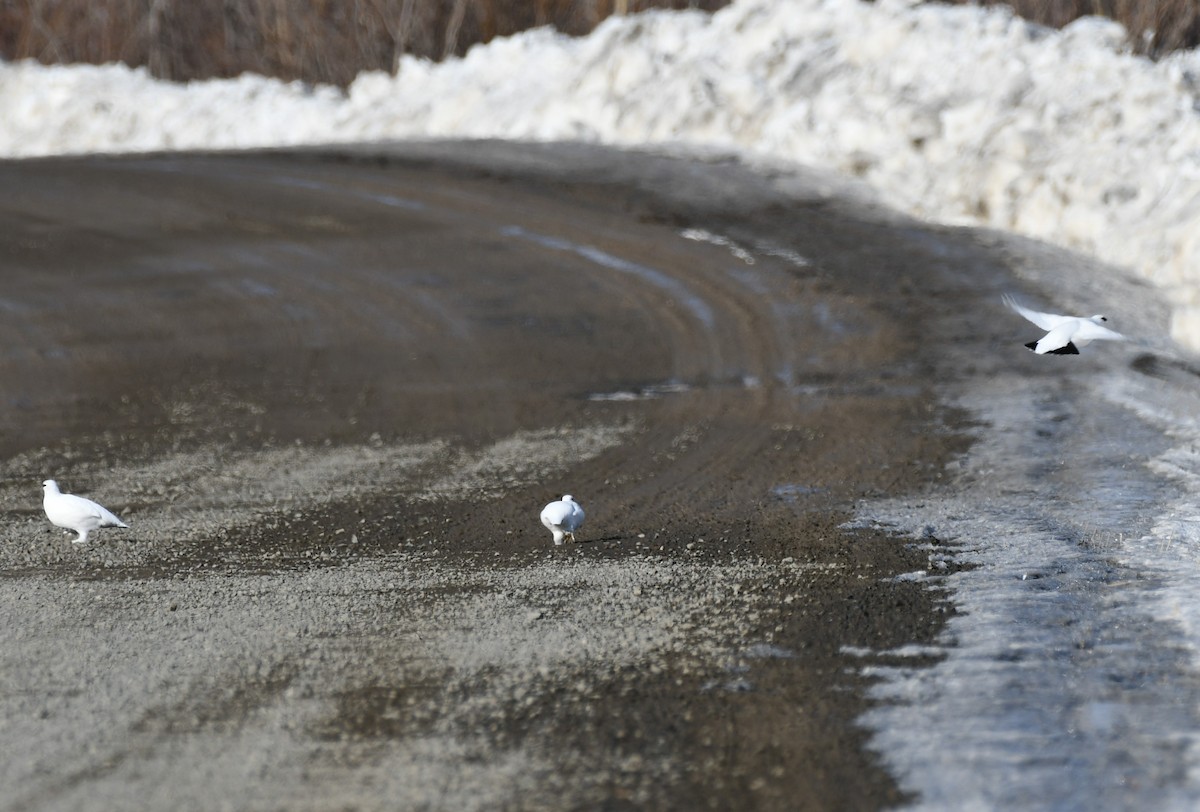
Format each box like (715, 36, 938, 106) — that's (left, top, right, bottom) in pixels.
(1100, 316, 1108, 322)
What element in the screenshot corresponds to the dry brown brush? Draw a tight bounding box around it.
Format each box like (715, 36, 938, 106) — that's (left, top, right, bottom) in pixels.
(2, 0, 1199, 88)
(948, 0, 1200, 57)
(0, 0, 727, 87)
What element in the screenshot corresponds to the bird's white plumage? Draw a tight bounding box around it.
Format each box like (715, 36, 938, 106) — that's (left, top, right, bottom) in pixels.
(1003, 294, 1125, 354)
(42, 479, 128, 544)
(540, 494, 585, 545)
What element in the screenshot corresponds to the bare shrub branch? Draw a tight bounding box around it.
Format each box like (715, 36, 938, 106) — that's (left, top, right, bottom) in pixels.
(3, 0, 1194, 88)
(947, 0, 1200, 58)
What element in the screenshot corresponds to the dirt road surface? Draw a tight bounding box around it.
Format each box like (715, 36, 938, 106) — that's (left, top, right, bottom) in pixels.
(0, 142, 1000, 810)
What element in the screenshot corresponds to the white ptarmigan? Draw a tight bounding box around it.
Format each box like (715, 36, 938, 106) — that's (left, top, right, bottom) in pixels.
(42, 479, 128, 544)
(540, 495, 585, 546)
(1004, 294, 1125, 355)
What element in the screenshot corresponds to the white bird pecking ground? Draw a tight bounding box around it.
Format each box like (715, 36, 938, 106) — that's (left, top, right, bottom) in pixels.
(541, 494, 585, 545)
(1003, 294, 1126, 355)
(42, 479, 128, 544)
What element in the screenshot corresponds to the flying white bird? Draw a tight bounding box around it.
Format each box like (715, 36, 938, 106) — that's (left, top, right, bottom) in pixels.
(42, 479, 128, 544)
(540, 494, 585, 546)
(1003, 295, 1125, 355)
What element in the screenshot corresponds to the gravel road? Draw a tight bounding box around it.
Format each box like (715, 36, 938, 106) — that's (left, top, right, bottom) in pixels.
(0, 141, 994, 810)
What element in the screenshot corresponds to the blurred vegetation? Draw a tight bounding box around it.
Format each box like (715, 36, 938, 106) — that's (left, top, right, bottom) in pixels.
(1, 0, 1199, 88)
(0, 0, 728, 87)
(952, 0, 1200, 57)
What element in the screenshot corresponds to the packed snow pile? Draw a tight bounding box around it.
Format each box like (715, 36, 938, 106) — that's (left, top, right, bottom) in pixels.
(5, 0, 1200, 348)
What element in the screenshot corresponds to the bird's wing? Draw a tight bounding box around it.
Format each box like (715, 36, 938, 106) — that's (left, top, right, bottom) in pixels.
(45, 494, 99, 525)
(1035, 322, 1079, 353)
(1003, 295, 1071, 331)
(541, 502, 570, 526)
(1073, 321, 1125, 342)
(560, 506, 584, 531)
(69, 494, 111, 520)
(96, 504, 126, 527)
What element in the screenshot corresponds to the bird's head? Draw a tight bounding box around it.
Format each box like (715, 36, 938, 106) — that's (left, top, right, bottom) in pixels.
(1091, 315, 1109, 323)
(42, 479, 58, 491)
(562, 494, 574, 503)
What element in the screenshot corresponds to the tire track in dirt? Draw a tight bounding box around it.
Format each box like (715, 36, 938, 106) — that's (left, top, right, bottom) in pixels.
(0, 144, 978, 811)
(0, 148, 853, 565)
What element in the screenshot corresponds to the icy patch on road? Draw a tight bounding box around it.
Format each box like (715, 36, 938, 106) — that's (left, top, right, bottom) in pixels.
(854, 366, 1200, 809)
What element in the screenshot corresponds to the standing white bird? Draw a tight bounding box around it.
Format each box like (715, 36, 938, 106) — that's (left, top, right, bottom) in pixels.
(540, 494, 585, 546)
(42, 479, 128, 544)
(1003, 295, 1125, 355)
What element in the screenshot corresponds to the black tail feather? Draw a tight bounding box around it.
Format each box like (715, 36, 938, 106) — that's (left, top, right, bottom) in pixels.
(1025, 341, 1080, 355)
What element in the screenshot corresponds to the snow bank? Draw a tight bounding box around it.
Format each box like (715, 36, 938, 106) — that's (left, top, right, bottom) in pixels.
(5, 0, 1200, 348)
